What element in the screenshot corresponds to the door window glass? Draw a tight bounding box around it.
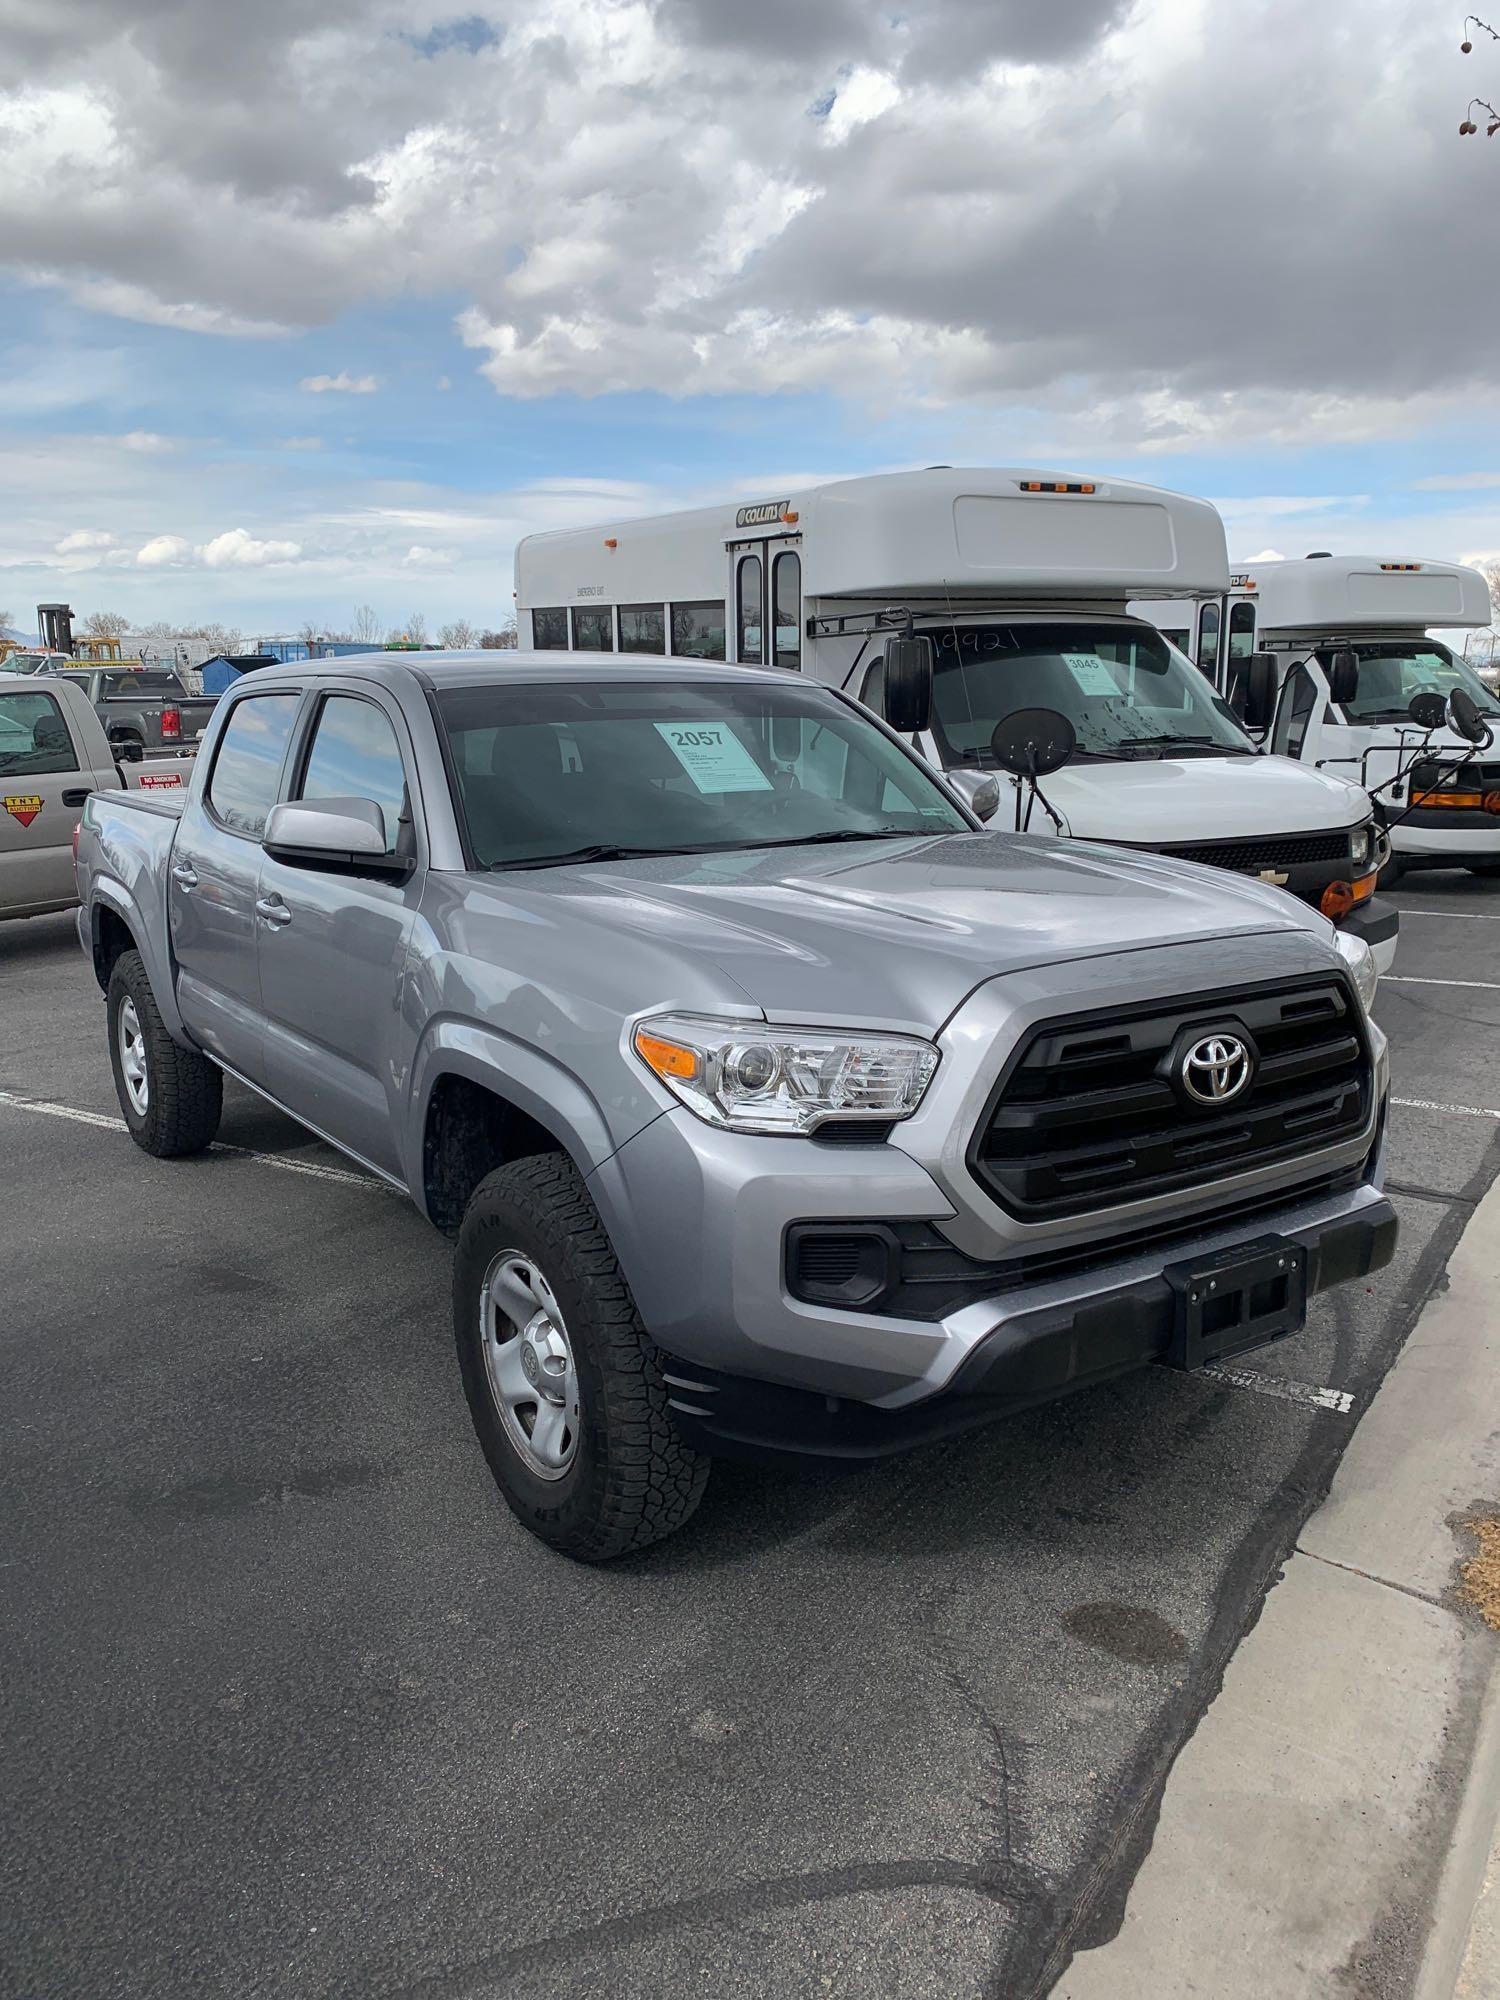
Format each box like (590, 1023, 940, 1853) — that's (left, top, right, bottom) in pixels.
(619, 604, 665, 655)
(670, 601, 726, 660)
(1196, 603, 1220, 677)
(570, 605, 614, 652)
(1227, 600, 1257, 661)
(297, 695, 408, 852)
(206, 694, 301, 836)
(0, 690, 78, 777)
(773, 552, 801, 668)
(531, 608, 568, 650)
(1273, 666, 1318, 758)
(737, 556, 764, 663)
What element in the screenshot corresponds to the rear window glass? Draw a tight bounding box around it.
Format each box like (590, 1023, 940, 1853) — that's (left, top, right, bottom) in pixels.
(101, 670, 182, 694)
(0, 690, 78, 777)
(206, 694, 301, 836)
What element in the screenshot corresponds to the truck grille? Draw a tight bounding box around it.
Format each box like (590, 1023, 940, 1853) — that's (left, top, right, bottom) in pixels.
(1148, 830, 1350, 873)
(969, 977, 1372, 1222)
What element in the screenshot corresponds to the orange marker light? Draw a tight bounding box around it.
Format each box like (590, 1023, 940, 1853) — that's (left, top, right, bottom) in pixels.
(1321, 880, 1356, 920)
(634, 1029, 699, 1081)
(1351, 871, 1377, 904)
(604, 537, 618, 549)
(782, 510, 799, 524)
(1485, 792, 1500, 816)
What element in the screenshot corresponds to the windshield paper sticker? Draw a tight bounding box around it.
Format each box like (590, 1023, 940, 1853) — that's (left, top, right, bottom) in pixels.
(4, 795, 42, 826)
(654, 722, 773, 793)
(1062, 653, 1121, 696)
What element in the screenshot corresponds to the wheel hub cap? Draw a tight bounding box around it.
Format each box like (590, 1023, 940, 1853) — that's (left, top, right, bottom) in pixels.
(480, 1253, 580, 1481)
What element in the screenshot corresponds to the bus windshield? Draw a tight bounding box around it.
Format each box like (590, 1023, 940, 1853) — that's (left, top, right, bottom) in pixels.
(925, 621, 1256, 766)
(1318, 642, 1500, 723)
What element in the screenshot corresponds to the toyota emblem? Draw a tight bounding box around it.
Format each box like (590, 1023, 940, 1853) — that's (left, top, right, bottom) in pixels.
(1181, 1033, 1252, 1105)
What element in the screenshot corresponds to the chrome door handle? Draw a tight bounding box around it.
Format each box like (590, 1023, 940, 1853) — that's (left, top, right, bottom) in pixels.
(171, 862, 198, 889)
(255, 894, 292, 927)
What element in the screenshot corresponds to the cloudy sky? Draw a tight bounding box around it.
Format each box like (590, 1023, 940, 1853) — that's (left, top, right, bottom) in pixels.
(2, 0, 1498, 637)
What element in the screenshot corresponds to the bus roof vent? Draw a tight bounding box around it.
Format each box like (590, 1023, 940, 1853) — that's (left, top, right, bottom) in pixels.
(1306, 550, 1332, 559)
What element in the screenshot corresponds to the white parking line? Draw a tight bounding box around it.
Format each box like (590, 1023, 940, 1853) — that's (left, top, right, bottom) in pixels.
(1201, 1364, 1355, 1414)
(0, 1087, 387, 1191)
(1393, 1095, 1500, 1120)
(1396, 907, 1500, 921)
(1383, 975, 1500, 991)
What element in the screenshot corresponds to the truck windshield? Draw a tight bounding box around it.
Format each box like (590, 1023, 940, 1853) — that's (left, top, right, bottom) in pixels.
(436, 679, 970, 870)
(1318, 642, 1500, 723)
(925, 621, 1256, 765)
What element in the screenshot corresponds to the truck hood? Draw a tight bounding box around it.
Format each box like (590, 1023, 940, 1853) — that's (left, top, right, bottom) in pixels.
(469, 830, 1329, 1036)
(1041, 755, 1368, 841)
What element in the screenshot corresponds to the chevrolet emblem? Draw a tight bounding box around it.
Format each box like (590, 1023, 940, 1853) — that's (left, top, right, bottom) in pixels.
(1257, 868, 1290, 885)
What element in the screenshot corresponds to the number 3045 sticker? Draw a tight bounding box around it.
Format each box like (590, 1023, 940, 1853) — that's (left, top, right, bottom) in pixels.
(4, 794, 43, 827)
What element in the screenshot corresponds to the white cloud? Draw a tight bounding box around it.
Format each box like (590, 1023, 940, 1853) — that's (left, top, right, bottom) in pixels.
(300, 371, 379, 395)
(402, 544, 456, 567)
(1415, 473, 1500, 493)
(200, 528, 303, 567)
(56, 528, 116, 552)
(818, 68, 902, 146)
(136, 534, 193, 567)
(119, 430, 175, 454)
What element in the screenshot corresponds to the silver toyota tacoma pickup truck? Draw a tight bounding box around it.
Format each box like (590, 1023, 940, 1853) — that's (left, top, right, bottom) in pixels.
(76, 653, 1396, 1560)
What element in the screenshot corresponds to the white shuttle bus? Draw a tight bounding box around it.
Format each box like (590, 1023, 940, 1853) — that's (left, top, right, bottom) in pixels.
(1135, 554, 1499, 880)
(516, 467, 1396, 968)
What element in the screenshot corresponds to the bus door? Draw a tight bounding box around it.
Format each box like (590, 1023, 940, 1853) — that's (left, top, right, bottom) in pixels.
(727, 536, 803, 669)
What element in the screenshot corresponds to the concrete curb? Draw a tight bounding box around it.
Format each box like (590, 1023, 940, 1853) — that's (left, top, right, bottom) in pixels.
(1056, 1176, 1500, 2000)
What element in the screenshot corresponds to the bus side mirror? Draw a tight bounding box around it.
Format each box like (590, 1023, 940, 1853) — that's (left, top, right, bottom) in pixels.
(1327, 648, 1360, 706)
(1449, 687, 1494, 747)
(882, 633, 934, 735)
(1241, 652, 1279, 732)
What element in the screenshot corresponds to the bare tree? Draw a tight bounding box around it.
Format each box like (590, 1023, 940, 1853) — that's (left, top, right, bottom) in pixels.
(82, 609, 130, 640)
(178, 621, 244, 654)
(438, 618, 478, 649)
(479, 618, 519, 649)
(352, 603, 381, 643)
(405, 611, 429, 646)
(1459, 16, 1499, 133)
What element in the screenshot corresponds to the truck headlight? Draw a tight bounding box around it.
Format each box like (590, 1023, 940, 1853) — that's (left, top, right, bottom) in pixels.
(1335, 930, 1379, 1013)
(1349, 821, 1373, 871)
(632, 1014, 939, 1135)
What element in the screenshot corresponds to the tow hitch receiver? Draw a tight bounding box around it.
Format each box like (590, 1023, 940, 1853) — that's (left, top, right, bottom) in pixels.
(1163, 1235, 1308, 1371)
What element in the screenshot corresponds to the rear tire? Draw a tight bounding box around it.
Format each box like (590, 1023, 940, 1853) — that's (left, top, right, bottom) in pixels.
(453, 1153, 709, 1561)
(106, 949, 222, 1156)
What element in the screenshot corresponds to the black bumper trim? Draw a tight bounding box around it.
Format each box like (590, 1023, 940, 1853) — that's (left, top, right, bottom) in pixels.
(1339, 898, 1399, 948)
(663, 1196, 1397, 1467)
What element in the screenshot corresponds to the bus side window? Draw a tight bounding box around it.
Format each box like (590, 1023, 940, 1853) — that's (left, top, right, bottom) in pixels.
(737, 555, 764, 664)
(669, 601, 726, 660)
(1196, 603, 1220, 679)
(773, 551, 801, 669)
(532, 608, 568, 650)
(1227, 600, 1256, 662)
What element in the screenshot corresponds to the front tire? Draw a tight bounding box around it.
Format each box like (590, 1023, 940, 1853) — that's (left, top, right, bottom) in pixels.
(453, 1153, 709, 1561)
(106, 949, 223, 1156)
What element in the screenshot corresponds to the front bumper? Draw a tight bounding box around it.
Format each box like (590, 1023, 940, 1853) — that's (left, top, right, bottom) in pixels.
(661, 1187, 1396, 1465)
(1390, 817, 1500, 866)
(1339, 895, 1399, 973)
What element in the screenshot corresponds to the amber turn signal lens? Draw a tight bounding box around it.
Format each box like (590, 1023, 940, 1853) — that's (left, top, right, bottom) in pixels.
(1485, 792, 1500, 817)
(1320, 880, 1356, 920)
(633, 1029, 699, 1080)
(1350, 871, 1377, 904)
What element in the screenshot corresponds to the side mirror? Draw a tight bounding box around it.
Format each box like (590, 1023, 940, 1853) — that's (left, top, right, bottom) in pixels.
(1241, 652, 1279, 733)
(1407, 690, 1448, 730)
(881, 633, 934, 735)
(1449, 687, 1494, 747)
(1327, 648, 1360, 707)
(263, 795, 411, 877)
(946, 769, 1000, 822)
(990, 707, 1076, 777)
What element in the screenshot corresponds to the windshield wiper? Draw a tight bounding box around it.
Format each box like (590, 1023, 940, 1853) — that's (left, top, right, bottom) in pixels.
(722, 826, 951, 852)
(1113, 736, 1255, 759)
(491, 843, 698, 871)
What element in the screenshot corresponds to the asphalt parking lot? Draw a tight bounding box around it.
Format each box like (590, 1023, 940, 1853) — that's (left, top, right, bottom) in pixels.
(3, 878, 1499, 2000)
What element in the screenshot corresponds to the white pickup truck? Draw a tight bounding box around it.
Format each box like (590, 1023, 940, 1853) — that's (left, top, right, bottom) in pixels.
(0, 672, 187, 922)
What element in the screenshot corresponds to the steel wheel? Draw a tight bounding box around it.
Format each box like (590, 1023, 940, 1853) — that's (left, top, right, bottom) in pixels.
(117, 996, 150, 1116)
(480, 1250, 580, 1481)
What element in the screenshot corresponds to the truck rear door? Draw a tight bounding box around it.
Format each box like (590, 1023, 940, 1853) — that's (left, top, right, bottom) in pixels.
(0, 682, 117, 916)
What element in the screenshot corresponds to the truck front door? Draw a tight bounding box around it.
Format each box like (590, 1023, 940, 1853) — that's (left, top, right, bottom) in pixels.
(254, 689, 420, 1177)
(0, 683, 116, 918)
